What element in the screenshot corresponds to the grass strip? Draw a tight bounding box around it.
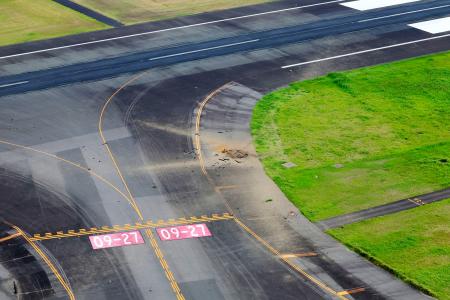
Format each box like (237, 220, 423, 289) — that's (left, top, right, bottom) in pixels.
(328, 199, 450, 299)
(0, 0, 108, 47)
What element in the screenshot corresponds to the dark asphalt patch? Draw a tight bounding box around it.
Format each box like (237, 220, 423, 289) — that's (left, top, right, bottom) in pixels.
(316, 188, 450, 230)
(53, 0, 123, 27)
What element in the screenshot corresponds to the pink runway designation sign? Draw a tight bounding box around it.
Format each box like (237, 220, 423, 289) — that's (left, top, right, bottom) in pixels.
(89, 231, 145, 249)
(156, 223, 212, 241)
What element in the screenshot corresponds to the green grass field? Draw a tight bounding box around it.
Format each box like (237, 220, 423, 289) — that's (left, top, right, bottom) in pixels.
(73, 0, 273, 24)
(329, 199, 450, 299)
(251, 51, 450, 221)
(0, 0, 108, 46)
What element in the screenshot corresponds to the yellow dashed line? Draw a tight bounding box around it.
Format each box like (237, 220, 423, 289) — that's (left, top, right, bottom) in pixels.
(9, 224, 75, 300)
(30, 213, 234, 241)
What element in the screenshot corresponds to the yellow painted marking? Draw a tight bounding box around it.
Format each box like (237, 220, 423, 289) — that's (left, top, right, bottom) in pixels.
(145, 229, 185, 300)
(10, 224, 75, 300)
(279, 252, 318, 259)
(97, 73, 188, 300)
(337, 287, 366, 295)
(194, 82, 235, 180)
(0, 232, 21, 243)
(30, 213, 234, 241)
(98, 73, 147, 220)
(195, 84, 348, 300)
(0, 139, 135, 208)
(408, 198, 426, 206)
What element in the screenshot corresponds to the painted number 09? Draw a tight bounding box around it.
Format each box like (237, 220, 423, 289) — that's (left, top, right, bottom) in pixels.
(91, 232, 139, 248)
(159, 224, 208, 240)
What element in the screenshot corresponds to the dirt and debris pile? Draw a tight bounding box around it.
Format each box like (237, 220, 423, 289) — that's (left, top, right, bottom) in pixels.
(222, 148, 248, 159)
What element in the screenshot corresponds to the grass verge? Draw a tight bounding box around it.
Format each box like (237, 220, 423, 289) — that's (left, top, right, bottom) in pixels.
(251, 51, 450, 221)
(72, 0, 273, 24)
(328, 199, 450, 299)
(0, 0, 108, 47)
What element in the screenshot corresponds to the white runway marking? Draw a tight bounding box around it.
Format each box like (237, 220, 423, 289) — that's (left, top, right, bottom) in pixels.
(281, 33, 450, 68)
(149, 39, 259, 60)
(341, 0, 420, 11)
(358, 4, 450, 23)
(0, 81, 28, 88)
(409, 16, 450, 34)
(0, 0, 344, 61)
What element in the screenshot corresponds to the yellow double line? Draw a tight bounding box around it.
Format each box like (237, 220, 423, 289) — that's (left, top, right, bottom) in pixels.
(8, 224, 75, 300)
(30, 213, 234, 241)
(98, 72, 186, 300)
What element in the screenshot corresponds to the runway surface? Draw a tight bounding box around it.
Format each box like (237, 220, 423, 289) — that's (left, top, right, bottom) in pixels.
(0, 0, 448, 299)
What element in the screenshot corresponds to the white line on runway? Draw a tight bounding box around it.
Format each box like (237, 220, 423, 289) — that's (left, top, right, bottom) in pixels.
(281, 33, 450, 68)
(358, 4, 450, 23)
(0, 0, 345, 61)
(0, 81, 29, 88)
(341, 0, 420, 11)
(149, 39, 259, 60)
(409, 16, 450, 34)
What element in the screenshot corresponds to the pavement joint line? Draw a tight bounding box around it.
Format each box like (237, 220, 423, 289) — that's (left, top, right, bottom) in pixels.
(0, 0, 345, 60)
(29, 213, 234, 241)
(8, 223, 76, 300)
(281, 33, 450, 68)
(195, 84, 348, 300)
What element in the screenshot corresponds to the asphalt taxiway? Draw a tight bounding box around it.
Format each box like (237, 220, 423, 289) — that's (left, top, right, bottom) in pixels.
(0, 0, 448, 299)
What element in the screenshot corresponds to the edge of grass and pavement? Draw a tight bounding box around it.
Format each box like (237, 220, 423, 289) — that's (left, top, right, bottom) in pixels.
(251, 51, 450, 298)
(1, 0, 275, 48)
(328, 199, 450, 300)
(252, 51, 450, 222)
(0, 0, 109, 47)
(72, 0, 274, 25)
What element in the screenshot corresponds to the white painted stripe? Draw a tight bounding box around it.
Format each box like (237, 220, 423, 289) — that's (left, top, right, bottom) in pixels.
(341, 0, 420, 11)
(0, 81, 29, 88)
(281, 33, 450, 68)
(0, 0, 345, 61)
(358, 4, 450, 23)
(149, 39, 259, 60)
(409, 16, 450, 34)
